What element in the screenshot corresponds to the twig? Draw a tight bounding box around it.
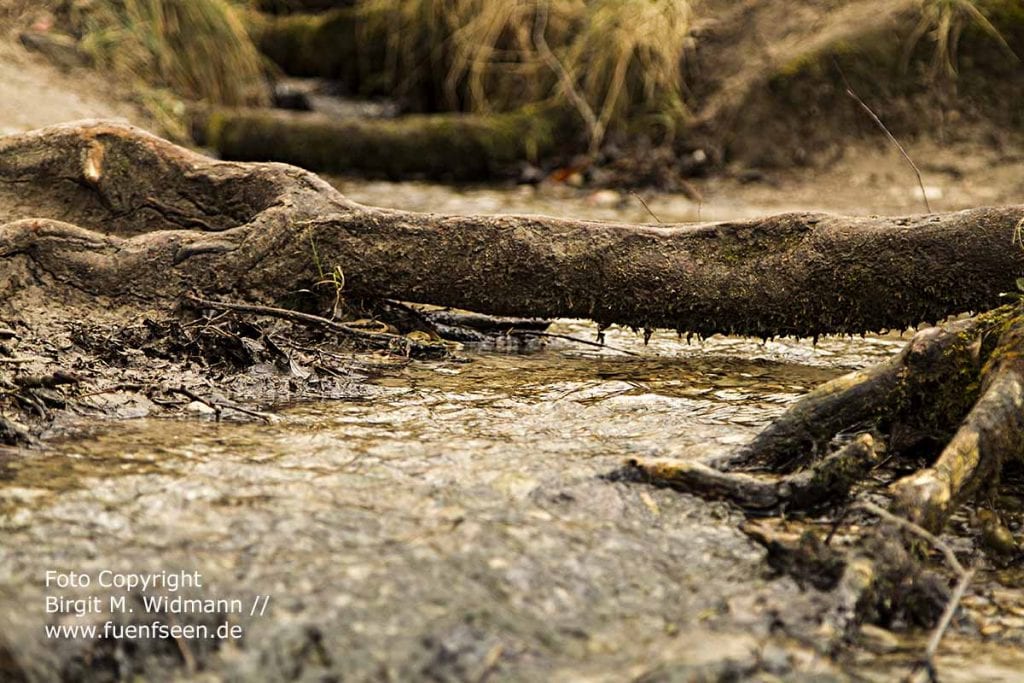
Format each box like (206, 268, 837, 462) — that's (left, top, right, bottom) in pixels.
(509, 329, 641, 356)
(824, 500, 852, 545)
(834, 60, 931, 213)
(76, 382, 146, 399)
(166, 385, 275, 423)
(217, 402, 276, 422)
(168, 385, 221, 421)
(923, 568, 975, 678)
(856, 501, 964, 574)
(856, 501, 972, 682)
(165, 612, 197, 674)
(184, 295, 408, 349)
(630, 191, 663, 224)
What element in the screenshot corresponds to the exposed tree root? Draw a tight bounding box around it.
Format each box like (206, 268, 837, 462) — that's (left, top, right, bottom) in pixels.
(4, 121, 1024, 338)
(629, 432, 881, 512)
(3, 122, 1024, 672)
(631, 306, 1024, 672)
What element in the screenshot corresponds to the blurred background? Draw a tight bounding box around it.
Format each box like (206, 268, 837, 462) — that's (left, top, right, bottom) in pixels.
(1, 0, 1022, 220)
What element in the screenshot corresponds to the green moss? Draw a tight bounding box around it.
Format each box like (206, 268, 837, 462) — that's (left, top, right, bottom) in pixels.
(203, 108, 227, 149)
(246, 9, 373, 88)
(198, 105, 573, 180)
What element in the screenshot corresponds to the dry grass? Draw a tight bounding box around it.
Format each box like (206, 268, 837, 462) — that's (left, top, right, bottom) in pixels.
(904, 0, 1018, 78)
(565, 0, 693, 142)
(356, 0, 695, 145)
(66, 0, 268, 106)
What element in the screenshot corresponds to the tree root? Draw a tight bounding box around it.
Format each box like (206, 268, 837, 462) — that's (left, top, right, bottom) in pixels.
(629, 432, 881, 512)
(3, 122, 1024, 673)
(4, 122, 1024, 338)
(634, 305, 1023, 531)
(630, 306, 1024, 672)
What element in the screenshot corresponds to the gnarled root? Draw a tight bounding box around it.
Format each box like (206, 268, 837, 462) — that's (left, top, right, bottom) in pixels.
(628, 432, 881, 512)
(634, 304, 1023, 527)
(630, 305, 1024, 656)
(892, 314, 1024, 530)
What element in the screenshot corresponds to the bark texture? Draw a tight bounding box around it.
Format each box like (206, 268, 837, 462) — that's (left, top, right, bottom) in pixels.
(3, 121, 1024, 342)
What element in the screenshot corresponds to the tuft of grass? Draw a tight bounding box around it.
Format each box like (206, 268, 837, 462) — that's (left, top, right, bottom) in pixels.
(65, 0, 269, 106)
(565, 0, 693, 144)
(354, 0, 695, 147)
(354, 0, 455, 109)
(904, 0, 1019, 79)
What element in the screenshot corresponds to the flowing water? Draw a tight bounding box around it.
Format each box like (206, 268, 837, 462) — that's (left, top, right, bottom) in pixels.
(2, 182, 1023, 681)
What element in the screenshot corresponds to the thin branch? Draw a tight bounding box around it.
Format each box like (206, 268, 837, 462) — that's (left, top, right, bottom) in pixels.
(925, 569, 974, 673)
(509, 329, 641, 356)
(856, 501, 973, 682)
(856, 501, 964, 574)
(184, 295, 408, 348)
(166, 385, 275, 423)
(834, 60, 931, 213)
(630, 191, 663, 224)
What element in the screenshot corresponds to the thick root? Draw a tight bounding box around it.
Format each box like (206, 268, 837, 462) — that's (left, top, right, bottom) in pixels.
(716, 315, 991, 473)
(629, 432, 881, 511)
(893, 313, 1024, 531)
(630, 305, 1024, 658)
(635, 305, 1024, 526)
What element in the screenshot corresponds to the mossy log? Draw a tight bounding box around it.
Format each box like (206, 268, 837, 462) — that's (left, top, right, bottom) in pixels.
(5, 122, 1024, 333)
(251, 0, 355, 15)
(245, 9, 366, 85)
(192, 106, 569, 180)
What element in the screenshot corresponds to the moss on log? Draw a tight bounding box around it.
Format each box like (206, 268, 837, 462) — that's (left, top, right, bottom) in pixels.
(252, 0, 355, 14)
(3, 121, 1024, 340)
(245, 9, 370, 87)
(193, 106, 569, 180)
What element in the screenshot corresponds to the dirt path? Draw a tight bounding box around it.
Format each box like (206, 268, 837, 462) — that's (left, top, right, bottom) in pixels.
(0, 39, 148, 136)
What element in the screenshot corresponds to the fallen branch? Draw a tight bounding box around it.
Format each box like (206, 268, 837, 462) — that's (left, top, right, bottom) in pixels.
(4, 123, 1024, 341)
(166, 386, 275, 423)
(183, 296, 444, 358)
